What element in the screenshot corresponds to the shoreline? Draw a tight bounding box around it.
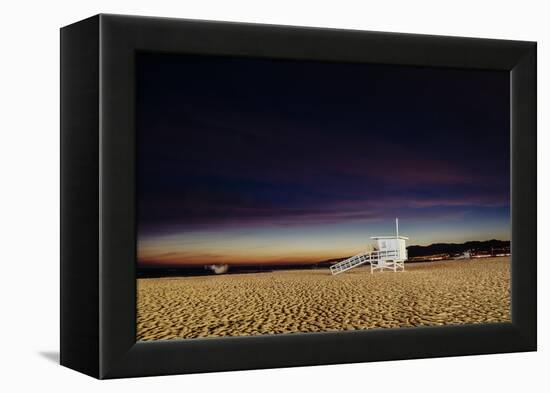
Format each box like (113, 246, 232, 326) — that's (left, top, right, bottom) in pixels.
(137, 258, 509, 279)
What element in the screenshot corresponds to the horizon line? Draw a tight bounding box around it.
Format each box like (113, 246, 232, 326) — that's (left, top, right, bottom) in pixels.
(138, 238, 510, 268)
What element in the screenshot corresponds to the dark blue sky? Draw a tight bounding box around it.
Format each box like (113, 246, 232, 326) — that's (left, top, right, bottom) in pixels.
(136, 53, 510, 266)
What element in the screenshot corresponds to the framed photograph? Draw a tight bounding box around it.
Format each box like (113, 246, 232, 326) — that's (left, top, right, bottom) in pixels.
(60, 14, 536, 379)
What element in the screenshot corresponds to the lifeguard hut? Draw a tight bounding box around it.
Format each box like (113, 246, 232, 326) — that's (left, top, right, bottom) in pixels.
(330, 218, 408, 275)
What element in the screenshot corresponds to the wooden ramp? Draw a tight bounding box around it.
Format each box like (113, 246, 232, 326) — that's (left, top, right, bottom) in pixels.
(330, 249, 401, 275)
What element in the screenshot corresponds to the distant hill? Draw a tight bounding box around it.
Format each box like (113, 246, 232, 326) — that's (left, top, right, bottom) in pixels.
(407, 239, 510, 258)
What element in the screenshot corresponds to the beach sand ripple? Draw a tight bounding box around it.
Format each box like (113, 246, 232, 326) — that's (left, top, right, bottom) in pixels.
(137, 257, 511, 341)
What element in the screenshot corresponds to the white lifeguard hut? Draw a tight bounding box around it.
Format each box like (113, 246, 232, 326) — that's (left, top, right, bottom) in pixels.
(330, 218, 408, 275)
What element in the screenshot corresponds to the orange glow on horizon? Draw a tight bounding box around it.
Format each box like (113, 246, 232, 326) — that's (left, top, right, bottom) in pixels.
(137, 247, 351, 267)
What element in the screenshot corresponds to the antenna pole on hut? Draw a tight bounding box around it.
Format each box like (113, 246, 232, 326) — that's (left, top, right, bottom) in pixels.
(396, 217, 399, 238)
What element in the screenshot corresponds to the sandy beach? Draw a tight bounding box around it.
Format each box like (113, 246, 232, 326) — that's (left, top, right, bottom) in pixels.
(137, 257, 510, 341)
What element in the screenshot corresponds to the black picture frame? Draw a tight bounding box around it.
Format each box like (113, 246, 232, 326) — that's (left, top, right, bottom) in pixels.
(60, 14, 536, 379)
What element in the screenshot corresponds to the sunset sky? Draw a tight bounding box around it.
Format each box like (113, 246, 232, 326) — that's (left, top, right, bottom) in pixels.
(136, 53, 510, 267)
